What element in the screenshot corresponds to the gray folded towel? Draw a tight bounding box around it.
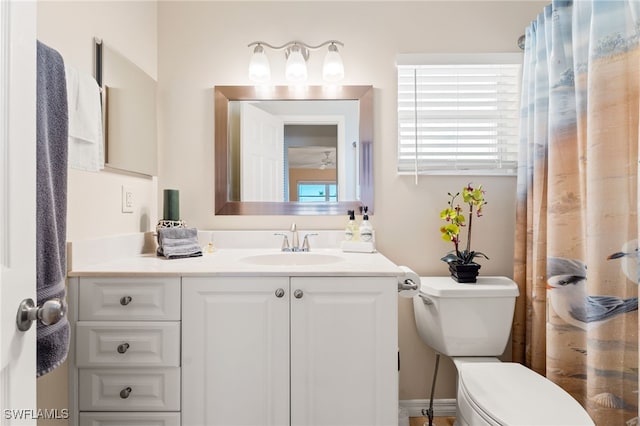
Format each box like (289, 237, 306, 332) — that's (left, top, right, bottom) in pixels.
(36, 40, 70, 377)
(157, 227, 202, 259)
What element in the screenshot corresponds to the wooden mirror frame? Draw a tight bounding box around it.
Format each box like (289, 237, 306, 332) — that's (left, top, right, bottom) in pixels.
(214, 85, 373, 215)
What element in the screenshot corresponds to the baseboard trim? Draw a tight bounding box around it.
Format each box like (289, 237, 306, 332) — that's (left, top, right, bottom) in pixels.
(400, 399, 457, 417)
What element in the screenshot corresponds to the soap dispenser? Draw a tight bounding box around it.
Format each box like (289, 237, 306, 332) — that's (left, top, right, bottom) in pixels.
(359, 206, 373, 242)
(345, 210, 358, 241)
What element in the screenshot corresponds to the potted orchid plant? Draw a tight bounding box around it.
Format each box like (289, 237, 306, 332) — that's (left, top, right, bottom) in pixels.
(439, 183, 488, 282)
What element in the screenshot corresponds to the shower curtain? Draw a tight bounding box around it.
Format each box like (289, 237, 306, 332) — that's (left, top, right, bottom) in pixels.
(513, 1, 639, 424)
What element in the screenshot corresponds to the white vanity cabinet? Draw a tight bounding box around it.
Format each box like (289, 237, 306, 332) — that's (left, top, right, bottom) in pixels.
(181, 276, 398, 426)
(68, 277, 182, 426)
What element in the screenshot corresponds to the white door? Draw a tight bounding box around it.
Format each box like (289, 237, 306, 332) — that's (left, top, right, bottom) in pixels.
(240, 102, 284, 201)
(181, 277, 290, 426)
(290, 277, 398, 426)
(0, 1, 38, 424)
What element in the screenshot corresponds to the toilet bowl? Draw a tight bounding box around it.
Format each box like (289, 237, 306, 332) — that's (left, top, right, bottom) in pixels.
(413, 276, 594, 426)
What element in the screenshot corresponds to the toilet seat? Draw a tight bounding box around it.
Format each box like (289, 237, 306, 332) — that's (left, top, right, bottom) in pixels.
(457, 362, 594, 426)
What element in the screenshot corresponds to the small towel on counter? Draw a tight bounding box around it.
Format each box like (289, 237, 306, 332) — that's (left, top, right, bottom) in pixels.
(36, 41, 70, 377)
(65, 64, 104, 171)
(157, 227, 203, 259)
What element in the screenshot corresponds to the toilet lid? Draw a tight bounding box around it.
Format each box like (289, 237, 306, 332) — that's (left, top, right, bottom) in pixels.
(419, 276, 519, 298)
(458, 363, 594, 426)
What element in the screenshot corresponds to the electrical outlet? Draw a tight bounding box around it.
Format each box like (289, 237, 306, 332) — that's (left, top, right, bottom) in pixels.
(122, 185, 134, 213)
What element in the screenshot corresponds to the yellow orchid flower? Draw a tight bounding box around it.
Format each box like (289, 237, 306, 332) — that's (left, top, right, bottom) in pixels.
(440, 183, 488, 265)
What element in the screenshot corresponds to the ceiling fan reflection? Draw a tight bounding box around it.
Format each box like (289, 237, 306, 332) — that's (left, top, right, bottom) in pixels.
(319, 151, 335, 170)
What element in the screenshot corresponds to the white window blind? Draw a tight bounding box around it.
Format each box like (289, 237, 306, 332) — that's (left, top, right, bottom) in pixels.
(397, 54, 521, 176)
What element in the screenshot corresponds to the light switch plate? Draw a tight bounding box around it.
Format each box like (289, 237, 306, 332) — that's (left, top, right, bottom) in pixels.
(121, 185, 134, 213)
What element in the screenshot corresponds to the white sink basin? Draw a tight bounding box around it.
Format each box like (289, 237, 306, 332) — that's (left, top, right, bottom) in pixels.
(240, 252, 344, 266)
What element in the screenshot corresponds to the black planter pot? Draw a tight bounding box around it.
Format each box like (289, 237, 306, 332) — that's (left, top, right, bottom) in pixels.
(448, 262, 481, 283)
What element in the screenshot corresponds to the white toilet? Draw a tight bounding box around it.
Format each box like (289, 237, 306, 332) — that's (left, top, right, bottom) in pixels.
(413, 276, 595, 426)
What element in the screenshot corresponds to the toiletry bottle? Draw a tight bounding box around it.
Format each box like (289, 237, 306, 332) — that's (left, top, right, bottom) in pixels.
(351, 209, 360, 241)
(345, 210, 356, 241)
(359, 206, 373, 242)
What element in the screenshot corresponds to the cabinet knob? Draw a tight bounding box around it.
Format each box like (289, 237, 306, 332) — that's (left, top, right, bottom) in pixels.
(294, 289, 304, 299)
(117, 343, 130, 354)
(120, 296, 133, 306)
(119, 387, 132, 399)
(275, 288, 285, 298)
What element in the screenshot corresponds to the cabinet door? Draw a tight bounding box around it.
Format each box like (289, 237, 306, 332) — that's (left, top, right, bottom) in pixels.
(182, 277, 290, 426)
(290, 277, 398, 426)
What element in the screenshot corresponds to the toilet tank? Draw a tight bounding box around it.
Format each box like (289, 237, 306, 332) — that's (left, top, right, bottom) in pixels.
(413, 276, 519, 357)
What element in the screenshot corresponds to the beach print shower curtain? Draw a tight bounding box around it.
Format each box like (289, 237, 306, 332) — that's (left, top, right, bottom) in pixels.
(513, 1, 640, 424)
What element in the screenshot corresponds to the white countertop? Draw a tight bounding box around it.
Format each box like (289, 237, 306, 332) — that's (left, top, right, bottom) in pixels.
(68, 248, 403, 278)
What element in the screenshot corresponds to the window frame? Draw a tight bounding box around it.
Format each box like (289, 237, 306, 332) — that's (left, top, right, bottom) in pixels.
(396, 53, 522, 176)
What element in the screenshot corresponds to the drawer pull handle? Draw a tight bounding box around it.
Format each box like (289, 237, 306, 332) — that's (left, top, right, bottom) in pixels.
(117, 343, 130, 354)
(119, 387, 132, 399)
(275, 288, 285, 298)
(120, 296, 133, 306)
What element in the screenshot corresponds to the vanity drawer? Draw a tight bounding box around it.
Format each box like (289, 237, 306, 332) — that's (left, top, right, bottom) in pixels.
(78, 368, 180, 412)
(78, 412, 180, 426)
(76, 322, 180, 367)
(78, 277, 180, 321)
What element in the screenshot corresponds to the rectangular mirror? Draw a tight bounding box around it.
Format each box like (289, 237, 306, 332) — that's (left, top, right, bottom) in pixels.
(95, 38, 157, 176)
(215, 86, 373, 215)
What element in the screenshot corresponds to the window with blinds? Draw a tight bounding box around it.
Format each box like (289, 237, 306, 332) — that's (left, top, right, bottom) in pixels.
(397, 54, 521, 175)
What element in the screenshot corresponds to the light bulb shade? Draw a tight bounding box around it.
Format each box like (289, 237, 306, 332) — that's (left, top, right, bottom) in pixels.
(323, 44, 344, 82)
(249, 45, 270, 83)
(285, 47, 308, 83)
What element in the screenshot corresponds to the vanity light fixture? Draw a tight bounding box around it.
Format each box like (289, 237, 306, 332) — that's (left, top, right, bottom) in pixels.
(322, 43, 345, 82)
(285, 44, 308, 83)
(248, 44, 270, 83)
(248, 40, 344, 84)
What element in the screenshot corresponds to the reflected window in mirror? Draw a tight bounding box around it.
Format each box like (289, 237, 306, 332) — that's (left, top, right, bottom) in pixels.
(297, 182, 338, 202)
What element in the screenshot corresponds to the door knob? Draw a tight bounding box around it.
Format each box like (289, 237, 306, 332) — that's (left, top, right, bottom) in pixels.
(16, 298, 65, 332)
(294, 289, 304, 299)
(275, 288, 285, 298)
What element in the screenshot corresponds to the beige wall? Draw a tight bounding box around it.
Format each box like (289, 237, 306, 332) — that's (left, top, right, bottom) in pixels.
(36, 1, 158, 423)
(38, 0, 158, 243)
(158, 0, 545, 400)
(34, 0, 548, 420)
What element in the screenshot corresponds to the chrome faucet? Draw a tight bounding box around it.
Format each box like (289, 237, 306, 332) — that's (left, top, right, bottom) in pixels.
(290, 223, 299, 251)
(274, 223, 317, 252)
(274, 232, 290, 251)
(301, 233, 318, 252)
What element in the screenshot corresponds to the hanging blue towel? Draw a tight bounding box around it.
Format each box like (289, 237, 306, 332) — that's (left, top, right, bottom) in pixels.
(36, 41, 70, 377)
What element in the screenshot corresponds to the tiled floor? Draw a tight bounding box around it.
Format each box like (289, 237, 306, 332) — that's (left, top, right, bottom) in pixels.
(410, 416, 456, 426)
